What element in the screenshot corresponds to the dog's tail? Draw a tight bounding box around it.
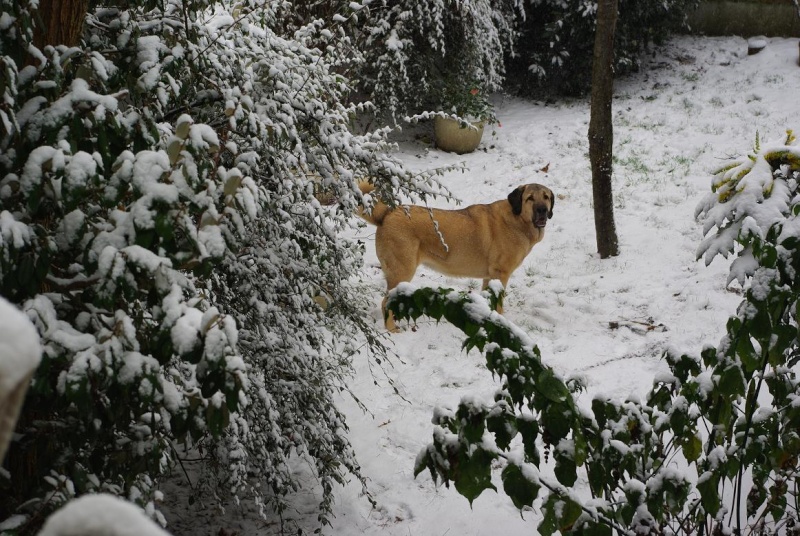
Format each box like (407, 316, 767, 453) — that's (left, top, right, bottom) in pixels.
(357, 181, 391, 226)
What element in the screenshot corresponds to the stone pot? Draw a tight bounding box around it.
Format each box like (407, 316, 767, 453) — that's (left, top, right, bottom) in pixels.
(434, 116, 485, 154)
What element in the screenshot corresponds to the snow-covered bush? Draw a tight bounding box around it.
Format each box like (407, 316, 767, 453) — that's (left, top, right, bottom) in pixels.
(1, 1, 250, 528)
(508, 0, 697, 96)
(355, 0, 520, 121)
(386, 130, 800, 534)
(0, 0, 446, 531)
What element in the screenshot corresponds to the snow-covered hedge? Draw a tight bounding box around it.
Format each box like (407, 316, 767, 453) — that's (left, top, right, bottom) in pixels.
(509, 0, 697, 96)
(0, 0, 447, 531)
(356, 0, 519, 121)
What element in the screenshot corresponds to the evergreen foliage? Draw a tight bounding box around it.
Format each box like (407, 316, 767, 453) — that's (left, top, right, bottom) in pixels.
(281, 0, 519, 122)
(0, 0, 446, 531)
(508, 0, 698, 96)
(356, 0, 519, 121)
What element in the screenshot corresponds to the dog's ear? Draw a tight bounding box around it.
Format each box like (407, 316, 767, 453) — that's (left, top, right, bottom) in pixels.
(507, 186, 524, 215)
(547, 188, 555, 219)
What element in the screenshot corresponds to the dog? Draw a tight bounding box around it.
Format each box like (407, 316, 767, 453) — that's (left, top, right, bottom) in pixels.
(358, 182, 554, 331)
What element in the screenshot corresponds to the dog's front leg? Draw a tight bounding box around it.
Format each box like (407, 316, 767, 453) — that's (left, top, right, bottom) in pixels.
(482, 274, 509, 314)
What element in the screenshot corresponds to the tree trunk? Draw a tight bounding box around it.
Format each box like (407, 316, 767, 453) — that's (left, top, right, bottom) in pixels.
(588, 0, 620, 258)
(32, 0, 88, 50)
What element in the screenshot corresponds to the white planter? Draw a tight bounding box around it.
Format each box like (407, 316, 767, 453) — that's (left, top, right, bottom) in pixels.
(434, 116, 485, 154)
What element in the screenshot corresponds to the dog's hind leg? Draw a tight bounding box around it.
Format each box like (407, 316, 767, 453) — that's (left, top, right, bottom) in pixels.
(377, 248, 419, 332)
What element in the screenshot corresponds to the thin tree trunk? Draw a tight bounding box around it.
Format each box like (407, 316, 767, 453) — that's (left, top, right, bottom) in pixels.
(33, 0, 88, 50)
(588, 0, 620, 258)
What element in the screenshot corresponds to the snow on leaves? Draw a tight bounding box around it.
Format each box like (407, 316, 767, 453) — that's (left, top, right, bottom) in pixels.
(696, 130, 800, 285)
(357, 0, 517, 121)
(1, 0, 255, 528)
(1, 0, 451, 531)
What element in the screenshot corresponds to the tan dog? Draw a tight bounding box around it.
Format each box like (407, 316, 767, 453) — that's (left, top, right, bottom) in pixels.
(358, 182, 554, 331)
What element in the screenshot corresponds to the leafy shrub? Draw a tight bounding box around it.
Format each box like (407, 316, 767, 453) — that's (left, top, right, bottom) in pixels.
(356, 0, 519, 121)
(0, 0, 447, 532)
(507, 0, 698, 96)
(386, 130, 800, 534)
(1, 2, 250, 528)
(440, 82, 498, 125)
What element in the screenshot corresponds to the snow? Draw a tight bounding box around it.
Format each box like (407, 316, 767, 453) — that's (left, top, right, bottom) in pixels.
(0, 295, 42, 457)
(171, 307, 202, 355)
(0, 210, 32, 249)
(37, 494, 170, 536)
(119, 34, 790, 535)
(300, 35, 799, 536)
(0, 300, 37, 511)
(3, 33, 797, 535)
(55, 209, 86, 250)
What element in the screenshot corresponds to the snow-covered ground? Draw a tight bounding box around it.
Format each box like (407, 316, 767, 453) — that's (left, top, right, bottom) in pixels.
(165, 35, 800, 535)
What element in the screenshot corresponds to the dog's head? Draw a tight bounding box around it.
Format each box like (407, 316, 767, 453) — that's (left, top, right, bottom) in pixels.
(507, 184, 555, 228)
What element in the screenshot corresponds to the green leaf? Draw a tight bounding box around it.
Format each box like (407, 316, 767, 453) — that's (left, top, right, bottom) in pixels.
(34, 249, 50, 283)
(748, 307, 773, 340)
(487, 409, 516, 451)
(768, 324, 795, 366)
(206, 403, 230, 437)
(576, 520, 613, 536)
(670, 404, 687, 433)
(539, 494, 559, 536)
(18, 253, 34, 293)
(697, 472, 721, 515)
(542, 402, 571, 443)
(517, 416, 540, 465)
(768, 480, 788, 522)
(718, 365, 744, 398)
(592, 398, 608, 428)
(155, 212, 175, 242)
(413, 447, 435, 480)
(501, 463, 539, 509)
(587, 459, 611, 496)
(453, 447, 497, 505)
(708, 396, 732, 427)
(668, 352, 702, 382)
(746, 478, 767, 518)
(427, 298, 445, 320)
(701, 345, 719, 368)
(736, 333, 760, 373)
(559, 496, 583, 532)
(648, 384, 672, 411)
(135, 228, 156, 249)
(457, 401, 486, 444)
(554, 454, 578, 487)
(572, 427, 588, 466)
(680, 433, 702, 462)
(536, 368, 570, 403)
(463, 320, 480, 337)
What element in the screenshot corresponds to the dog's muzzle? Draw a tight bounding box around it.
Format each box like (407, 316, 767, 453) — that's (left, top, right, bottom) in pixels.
(534, 206, 549, 228)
